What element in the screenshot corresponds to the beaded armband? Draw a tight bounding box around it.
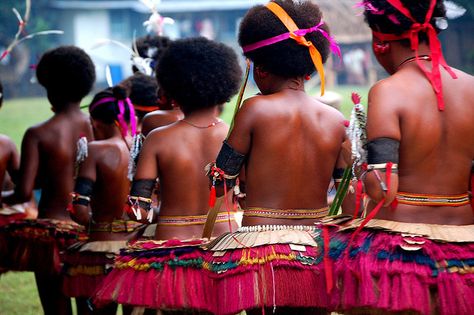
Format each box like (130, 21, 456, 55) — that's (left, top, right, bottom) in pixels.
(127, 179, 155, 222)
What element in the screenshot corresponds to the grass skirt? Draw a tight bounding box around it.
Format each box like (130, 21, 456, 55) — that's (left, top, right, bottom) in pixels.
(93, 239, 214, 312)
(0, 219, 87, 274)
(94, 227, 329, 315)
(62, 240, 127, 298)
(328, 219, 474, 315)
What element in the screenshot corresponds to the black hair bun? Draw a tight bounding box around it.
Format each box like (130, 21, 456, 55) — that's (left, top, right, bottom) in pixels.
(112, 85, 129, 100)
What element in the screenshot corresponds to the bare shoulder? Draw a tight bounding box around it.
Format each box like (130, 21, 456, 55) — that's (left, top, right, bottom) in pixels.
(145, 121, 180, 144)
(0, 134, 15, 148)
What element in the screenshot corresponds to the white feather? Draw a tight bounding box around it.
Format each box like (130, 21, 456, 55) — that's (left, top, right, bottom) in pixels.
(444, 1, 466, 19)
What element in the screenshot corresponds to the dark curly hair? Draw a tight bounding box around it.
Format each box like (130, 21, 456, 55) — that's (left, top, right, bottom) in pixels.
(120, 73, 158, 120)
(36, 46, 95, 106)
(364, 0, 446, 44)
(239, 0, 330, 78)
(156, 37, 242, 114)
(133, 35, 172, 73)
(89, 85, 132, 125)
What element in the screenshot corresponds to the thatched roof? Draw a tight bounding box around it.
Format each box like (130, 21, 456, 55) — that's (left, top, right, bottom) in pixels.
(314, 0, 371, 44)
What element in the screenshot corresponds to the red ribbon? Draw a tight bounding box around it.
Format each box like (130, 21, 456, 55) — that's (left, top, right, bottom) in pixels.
(371, 0, 457, 111)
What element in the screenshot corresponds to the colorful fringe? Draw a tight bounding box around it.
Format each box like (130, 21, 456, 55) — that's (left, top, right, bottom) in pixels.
(203, 231, 330, 315)
(62, 241, 123, 298)
(328, 227, 474, 315)
(93, 239, 215, 312)
(0, 219, 87, 274)
(94, 230, 331, 314)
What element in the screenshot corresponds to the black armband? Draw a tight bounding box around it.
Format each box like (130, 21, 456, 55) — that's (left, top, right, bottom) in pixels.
(332, 168, 345, 182)
(71, 177, 94, 206)
(212, 141, 246, 187)
(129, 179, 155, 211)
(367, 137, 400, 164)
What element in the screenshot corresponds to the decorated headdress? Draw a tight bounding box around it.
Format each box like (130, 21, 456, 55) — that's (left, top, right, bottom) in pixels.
(242, 1, 341, 96)
(366, 0, 457, 111)
(89, 91, 137, 138)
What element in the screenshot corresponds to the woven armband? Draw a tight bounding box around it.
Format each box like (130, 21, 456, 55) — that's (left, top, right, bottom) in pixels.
(129, 179, 155, 211)
(332, 168, 345, 183)
(213, 141, 246, 187)
(71, 177, 94, 206)
(367, 137, 400, 165)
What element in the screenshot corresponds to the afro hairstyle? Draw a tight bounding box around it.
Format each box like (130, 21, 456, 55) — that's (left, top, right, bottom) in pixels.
(238, 0, 331, 78)
(364, 0, 446, 44)
(132, 35, 172, 73)
(36, 46, 95, 106)
(121, 73, 158, 119)
(156, 37, 242, 115)
(89, 85, 132, 125)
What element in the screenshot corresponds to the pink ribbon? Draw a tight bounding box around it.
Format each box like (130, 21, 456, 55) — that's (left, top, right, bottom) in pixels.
(90, 97, 137, 136)
(242, 21, 341, 59)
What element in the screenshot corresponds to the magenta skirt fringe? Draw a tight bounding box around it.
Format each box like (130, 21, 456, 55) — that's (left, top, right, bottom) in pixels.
(328, 228, 474, 315)
(62, 247, 115, 298)
(93, 239, 215, 312)
(0, 219, 87, 274)
(93, 232, 330, 315)
(205, 243, 330, 315)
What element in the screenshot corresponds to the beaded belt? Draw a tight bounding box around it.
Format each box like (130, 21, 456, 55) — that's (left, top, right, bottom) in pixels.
(243, 207, 329, 220)
(396, 192, 470, 207)
(89, 220, 144, 233)
(237, 224, 318, 233)
(157, 213, 233, 226)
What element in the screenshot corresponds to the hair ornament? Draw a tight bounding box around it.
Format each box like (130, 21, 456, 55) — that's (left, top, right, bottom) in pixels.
(444, 1, 466, 19)
(243, 2, 341, 96)
(90, 96, 138, 137)
(0, 0, 63, 62)
(370, 0, 457, 111)
(139, 0, 174, 36)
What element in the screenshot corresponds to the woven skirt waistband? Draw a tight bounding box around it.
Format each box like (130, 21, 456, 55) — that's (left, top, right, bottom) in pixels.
(156, 213, 233, 226)
(243, 207, 328, 220)
(396, 191, 470, 207)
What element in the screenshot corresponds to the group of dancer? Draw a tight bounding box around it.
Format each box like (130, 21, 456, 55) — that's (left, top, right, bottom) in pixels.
(0, 0, 473, 314)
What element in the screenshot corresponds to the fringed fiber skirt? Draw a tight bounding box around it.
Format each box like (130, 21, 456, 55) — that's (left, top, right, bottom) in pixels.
(0, 218, 87, 274)
(62, 240, 127, 298)
(93, 239, 214, 312)
(202, 226, 329, 315)
(94, 227, 330, 315)
(328, 219, 474, 315)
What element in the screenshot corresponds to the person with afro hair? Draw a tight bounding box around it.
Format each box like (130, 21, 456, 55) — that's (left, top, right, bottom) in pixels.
(131, 34, 172, 75)
(92, 37, 241, 311)
(325, 0, 474, 314)
(2, 46, 95, 315)
(120, 72, 160, 129)
(63, 85, 143, 315)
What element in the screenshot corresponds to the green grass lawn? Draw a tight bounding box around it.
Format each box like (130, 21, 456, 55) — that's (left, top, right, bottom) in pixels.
(0, 84, 368, 314)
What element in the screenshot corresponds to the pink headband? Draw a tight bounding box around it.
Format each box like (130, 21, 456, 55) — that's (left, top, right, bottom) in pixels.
(90, 97, 137, 137)
(242, 21, 341, 59)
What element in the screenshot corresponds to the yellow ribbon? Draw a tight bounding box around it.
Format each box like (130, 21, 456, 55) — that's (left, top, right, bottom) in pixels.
(266, 2, 325, 95)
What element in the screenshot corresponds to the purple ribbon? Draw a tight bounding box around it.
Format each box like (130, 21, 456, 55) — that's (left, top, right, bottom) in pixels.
(90, 97, 137, 137)
(242, 21, 341, 59)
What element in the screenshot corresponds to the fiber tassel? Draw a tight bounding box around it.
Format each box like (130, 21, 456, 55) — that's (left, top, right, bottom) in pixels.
(147, 208, 154, 223)
(128, 133, 144, 181)
(323, 225, 333, 293)
(209, 185, 216, 208)
(75, 136, 88, 167)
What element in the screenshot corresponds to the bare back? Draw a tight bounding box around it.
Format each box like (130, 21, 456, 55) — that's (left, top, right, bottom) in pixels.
(21, 109, 92, 220)
(77, 138, 131, 240)
(136, 120, 235, 239)
(141, 109, 184, 136)
(227, 89, 346, 225)
(367, 67, 474, 224)
(0, 135, 19, 203)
